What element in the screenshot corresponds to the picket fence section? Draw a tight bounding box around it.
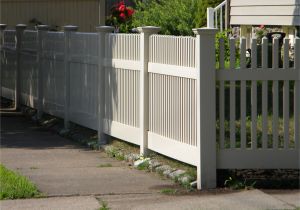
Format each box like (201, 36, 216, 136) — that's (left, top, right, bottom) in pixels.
(216, 37, 300, 169)
(42, 31, 65, 118)
(148, 35, 198, 165)
(103, 33, 141, 145)
(1, 29, 17, 101)
(0, 24, 299, 190)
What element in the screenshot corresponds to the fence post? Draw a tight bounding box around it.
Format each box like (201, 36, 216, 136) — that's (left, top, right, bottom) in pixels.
(96, 26, 114, 146)
(137, 26, 160, 156)
(63, 25, 78, 130)
(207, 8, 215, 28)
(36, 25, 49, 119)
(0, 24, 7, 99)
(15, 24, 27, 110)
(193, 28, 218, 189)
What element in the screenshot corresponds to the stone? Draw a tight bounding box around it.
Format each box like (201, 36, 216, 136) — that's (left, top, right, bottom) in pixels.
(168, 169, 186, 180)
(31, 115, 38, 122)
(155, 165, 172, 174)
(148, 160, 161, 171)
(163, 169, 175, 177)
(134, 158, 150, 168)
(126, 153, 140, 162)
(190, 180, 197, 188)
(59, 128, 70, 136)
(178, 175, 193, 185)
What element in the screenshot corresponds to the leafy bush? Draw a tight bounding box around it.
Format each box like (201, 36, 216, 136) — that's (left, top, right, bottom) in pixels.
(132, 0, 199, 36)
(107, 0, 224, 35)
(131, 0, 222, 35)
(215, 30, 231, 64)
(194, 0, 225, 28)
(215, 30, 242, 69)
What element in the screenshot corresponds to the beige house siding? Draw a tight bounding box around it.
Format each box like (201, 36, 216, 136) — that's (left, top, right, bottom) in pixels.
(230, 0, 300, 26)
(0, 0, 105, 31)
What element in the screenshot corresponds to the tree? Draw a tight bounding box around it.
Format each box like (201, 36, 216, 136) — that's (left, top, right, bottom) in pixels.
(131, 0, 223, 36)
(194, 0, 224, 29)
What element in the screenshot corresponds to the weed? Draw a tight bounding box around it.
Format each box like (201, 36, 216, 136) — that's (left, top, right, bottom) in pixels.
(224, 176, 256, 190)
(97, 163, 113, 168)
(160, 188, 178, 195)
(99, 201, 110, 210)
(137, 161, 150, 171)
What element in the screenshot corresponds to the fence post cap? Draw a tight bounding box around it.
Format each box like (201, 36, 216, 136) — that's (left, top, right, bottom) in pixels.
(37, 25, 50, 31)
(193, 27, 218, 36)
(137, 26, 160, 34)
(16, 24, 27, 30)
(63, 25, 78, 31)
(96, 26, 114, 33)
(0, 24, 7, 30)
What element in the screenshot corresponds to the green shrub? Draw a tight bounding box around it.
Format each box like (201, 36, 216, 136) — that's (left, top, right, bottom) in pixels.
(194, 0, 225, 28)
(132, 0, 199, 36)
(132, 0, 223, 35)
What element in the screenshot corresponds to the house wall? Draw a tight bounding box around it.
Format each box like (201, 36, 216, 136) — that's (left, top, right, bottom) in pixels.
(0, 0, 106, 31)
(230, 0, 300, 26)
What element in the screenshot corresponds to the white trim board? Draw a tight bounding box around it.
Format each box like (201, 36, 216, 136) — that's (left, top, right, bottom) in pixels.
(103, 119, 140, 146)
(217, 149, 300, 169)
(148, 62, 197, 79)
(148, 132, 198, 166)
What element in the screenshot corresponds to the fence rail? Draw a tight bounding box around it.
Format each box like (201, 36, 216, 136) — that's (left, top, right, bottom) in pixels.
(1, 24, 299, 190)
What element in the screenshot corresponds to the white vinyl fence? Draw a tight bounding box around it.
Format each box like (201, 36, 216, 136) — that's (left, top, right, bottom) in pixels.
(0, 24, 299, 190)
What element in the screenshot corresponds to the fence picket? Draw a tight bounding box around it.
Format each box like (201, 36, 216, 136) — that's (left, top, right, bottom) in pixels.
(240, 37, 247, 149)
(251, 38, 258, 149)
(219, 38, 225, 148)
(283, 38, 290, 149)
(272, 38, 279, 149)
(295, 37, 300, 149)
(230, 37, 236, 148)
(262, 37, 268, 149)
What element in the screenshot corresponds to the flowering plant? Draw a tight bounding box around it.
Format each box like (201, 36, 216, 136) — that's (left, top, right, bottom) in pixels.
(106, 1, 134, 33)
(255, 25, 268, 44)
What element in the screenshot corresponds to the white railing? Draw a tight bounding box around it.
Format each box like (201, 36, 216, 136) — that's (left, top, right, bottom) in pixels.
(1, 24, 299, 190)
(207, 0, 227, 31)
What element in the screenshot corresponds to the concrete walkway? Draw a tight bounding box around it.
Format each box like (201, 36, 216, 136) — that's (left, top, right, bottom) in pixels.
(0, 115, 299, 210)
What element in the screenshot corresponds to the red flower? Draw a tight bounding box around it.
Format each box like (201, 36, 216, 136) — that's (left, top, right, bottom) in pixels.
(119, 4, 126, 12)
(117, 1, 124, 7)
(119, 13, 126, 20)
(259, 25, 265, 29)
(127, 8, 134, 17)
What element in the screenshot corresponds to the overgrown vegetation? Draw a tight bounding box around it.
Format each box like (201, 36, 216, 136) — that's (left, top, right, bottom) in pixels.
(160, 188, 178, 195)
(0, 164, 40, 200)
(224, 176, 256, 190)
(97, 163, 113, 168)
(99, 201, 110, 210)
(216, 116, 295, 149)
(131, 0, 223, 35)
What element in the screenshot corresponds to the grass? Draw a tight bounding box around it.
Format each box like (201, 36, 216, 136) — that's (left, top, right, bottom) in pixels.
(217, 116, 296, 149)
(97, 163, 113, 168)
(136, 160, 150, 170)
(160, 188, 178, 195)
(110, 139, 140, 155)
(0, 164, 40, 200)
(99, 201, 110, 210)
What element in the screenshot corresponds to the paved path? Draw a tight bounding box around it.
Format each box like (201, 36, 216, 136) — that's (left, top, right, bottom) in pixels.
(0, 115, 299, 210)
